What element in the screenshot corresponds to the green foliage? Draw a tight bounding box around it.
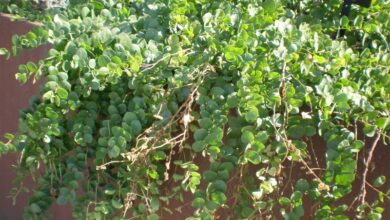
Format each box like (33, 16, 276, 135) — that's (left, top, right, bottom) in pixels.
(0, 0, 389, 219)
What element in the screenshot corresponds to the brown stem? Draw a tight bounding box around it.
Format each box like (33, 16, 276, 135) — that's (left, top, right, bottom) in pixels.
(280, 161, 294, 195)
(358, 133, 381, 206)
(365, 181, 390, 201)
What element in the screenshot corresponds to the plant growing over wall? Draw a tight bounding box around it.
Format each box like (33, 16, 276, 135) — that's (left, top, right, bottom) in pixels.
(0, 0, 389, 219)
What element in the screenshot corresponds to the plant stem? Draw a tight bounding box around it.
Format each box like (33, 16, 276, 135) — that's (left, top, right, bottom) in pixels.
(359, 133, 381, 206)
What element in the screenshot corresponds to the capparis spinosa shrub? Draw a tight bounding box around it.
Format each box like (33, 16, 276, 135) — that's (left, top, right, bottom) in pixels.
(0, 0, 389, 219)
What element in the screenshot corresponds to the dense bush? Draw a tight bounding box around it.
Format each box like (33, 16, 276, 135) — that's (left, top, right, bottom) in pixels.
(0, 0, 389, 219)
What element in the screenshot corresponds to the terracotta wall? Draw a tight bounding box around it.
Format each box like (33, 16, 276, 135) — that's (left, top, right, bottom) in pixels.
(0, 13, 72, 220)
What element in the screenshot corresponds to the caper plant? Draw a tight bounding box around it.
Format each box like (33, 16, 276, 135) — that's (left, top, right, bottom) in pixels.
(0, 0, 389, 219)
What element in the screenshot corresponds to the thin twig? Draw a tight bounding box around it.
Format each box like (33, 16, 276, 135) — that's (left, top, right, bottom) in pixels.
(365, 180, 390, 201)
(139, 48, 193, 74)
(358, 133, 381, 206)
(280, 161, 294, 195)
(308, 137, 320, 169)
(96, 160, 126, 170)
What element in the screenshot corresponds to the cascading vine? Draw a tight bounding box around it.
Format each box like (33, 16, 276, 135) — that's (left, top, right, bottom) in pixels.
(0, 0, 389, 219)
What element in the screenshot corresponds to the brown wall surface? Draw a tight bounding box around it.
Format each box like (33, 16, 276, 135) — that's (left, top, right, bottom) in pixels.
(0, 13, 73, 220)
(0, 13, 389, 220)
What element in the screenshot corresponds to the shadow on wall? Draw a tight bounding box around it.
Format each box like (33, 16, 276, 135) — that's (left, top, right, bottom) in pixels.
(0, 13, 73, 220)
